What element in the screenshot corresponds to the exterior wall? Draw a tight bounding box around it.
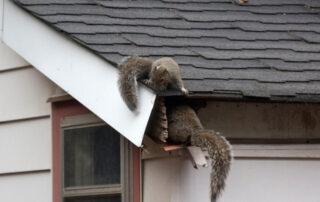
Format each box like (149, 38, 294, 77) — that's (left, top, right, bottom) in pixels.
(143, 101, 320, 202)
(0, 29, 56, 202)
(144, 155, 320, 202)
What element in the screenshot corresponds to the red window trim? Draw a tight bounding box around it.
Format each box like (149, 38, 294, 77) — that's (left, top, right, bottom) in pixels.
(52, 100, 141, 202)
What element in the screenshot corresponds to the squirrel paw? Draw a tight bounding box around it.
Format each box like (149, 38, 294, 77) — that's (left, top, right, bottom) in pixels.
(143, 79, 153, 86)
(181, 88, 189, 95)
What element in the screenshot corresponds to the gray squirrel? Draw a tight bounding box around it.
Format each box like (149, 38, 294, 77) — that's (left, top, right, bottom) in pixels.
(118, 56, 188, 111)
(167, 104, 232, 202)
(118, 56, 231, 201)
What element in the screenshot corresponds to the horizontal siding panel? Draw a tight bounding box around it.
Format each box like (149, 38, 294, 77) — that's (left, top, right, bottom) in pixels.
(178, 158, 320, 202)
(0, 117, 51, 173)
(233, 144, 320, 159)
(0, 41, 29, 71)
(0, 67, 55, 122)
(0, 171, 51, 202)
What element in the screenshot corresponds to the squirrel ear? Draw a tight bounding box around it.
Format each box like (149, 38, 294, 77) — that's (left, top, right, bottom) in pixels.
(155, 65, 160, 70)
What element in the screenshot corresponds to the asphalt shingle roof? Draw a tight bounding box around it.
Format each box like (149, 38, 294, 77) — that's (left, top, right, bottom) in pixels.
(13, 0, 320, 102)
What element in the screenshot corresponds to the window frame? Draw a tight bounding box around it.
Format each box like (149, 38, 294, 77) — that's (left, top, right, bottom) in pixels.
(52, 100, 141, 202)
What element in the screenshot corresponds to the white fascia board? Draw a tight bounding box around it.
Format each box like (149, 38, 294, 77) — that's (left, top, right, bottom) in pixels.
(3, 0, 156, 147)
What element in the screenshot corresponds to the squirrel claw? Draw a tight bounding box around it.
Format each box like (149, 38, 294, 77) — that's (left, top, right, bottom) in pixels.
(181, 88, 188, 95)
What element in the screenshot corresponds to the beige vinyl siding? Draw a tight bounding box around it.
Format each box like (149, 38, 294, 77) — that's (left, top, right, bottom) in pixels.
(143, 157, 320, 202)
(0, 35, 55, 202)
(0, 171, 52, 202)
(0, 42, 29, 71)
(0, 117, 51, 174)
(0, 66, 55, 122)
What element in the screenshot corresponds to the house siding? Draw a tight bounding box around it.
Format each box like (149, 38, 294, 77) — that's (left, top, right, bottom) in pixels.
(143, 157, 320, 202)
(0, 171, 52, 202)
(0, 36, 55, 202)
(0, 42, 28, 71)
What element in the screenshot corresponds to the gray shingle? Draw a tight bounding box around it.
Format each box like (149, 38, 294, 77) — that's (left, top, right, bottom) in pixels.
(178, 11, 320, 24)
(259, 59, 320, 71)
(122, 34, 320, 52)
(72, 34, 131, 45)
(91, 45, 196, 56)
(174, 56, 267, 69)
(42, 14, 320, 34)
(25, 4, 181, 19)
(55, 23, 302, 41)
(12, 0, 320, 103)
(191, 48, 320, 62)
(180, 66, 320, 82)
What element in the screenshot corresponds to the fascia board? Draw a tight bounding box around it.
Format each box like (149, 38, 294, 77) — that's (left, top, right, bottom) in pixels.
(3, 0, 156, 147)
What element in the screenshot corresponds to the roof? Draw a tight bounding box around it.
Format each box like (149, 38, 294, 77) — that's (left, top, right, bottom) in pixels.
(12, 0, 320, 102)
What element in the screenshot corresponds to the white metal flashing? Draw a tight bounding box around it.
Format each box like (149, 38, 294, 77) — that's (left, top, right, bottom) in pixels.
(3, 0, 156, 146)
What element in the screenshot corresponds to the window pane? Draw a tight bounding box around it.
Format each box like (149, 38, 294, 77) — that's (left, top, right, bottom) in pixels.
(65, 195, 121, 202)
(64, 125, 120, 187)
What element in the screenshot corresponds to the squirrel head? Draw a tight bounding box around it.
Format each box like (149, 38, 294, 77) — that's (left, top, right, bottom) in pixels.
(153, 65, 170, 91)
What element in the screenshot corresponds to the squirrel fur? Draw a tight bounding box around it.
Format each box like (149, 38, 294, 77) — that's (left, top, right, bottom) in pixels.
(118, 56, 188, 111)
(167, 105, 232, 202)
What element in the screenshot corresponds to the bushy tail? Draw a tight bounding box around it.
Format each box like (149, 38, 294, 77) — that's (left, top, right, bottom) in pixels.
(118, 56, 152, 111)
(191, 130, 232, 202)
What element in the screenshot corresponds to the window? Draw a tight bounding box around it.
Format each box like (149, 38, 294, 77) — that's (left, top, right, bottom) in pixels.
(52, 100, 141, 202)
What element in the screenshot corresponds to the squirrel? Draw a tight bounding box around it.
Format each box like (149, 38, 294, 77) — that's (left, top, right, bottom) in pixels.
(167, 104, 232, 202)
(118, 56, 188, 111)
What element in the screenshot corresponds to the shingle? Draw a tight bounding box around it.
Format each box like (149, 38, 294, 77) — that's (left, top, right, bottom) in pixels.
(290, 31, 320, 43)
(192, 47, 320, 62)
(72, 34, 131, 45)
(184, 79, 320, 99)
(96, 45, 196, 57)
(122, 34, 320, 52)
(259, 59, 320, 71)
(42, 14, 320, 34)
(101, 53, 124, 65)
(16, 0, 90, 4)
(232, 22, 320, 33)
(25, 4, 181, 19)
(55, 23, 301, 41)
(162, 0, 320, 7)
(180, 66, 320, 82)
(179, 11, 320, 24)
(173, 56, 267, 69)
(12, 0, 320, 103)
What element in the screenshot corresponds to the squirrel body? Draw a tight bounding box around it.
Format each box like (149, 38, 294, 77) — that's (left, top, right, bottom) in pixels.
(118, 56, 188, 111)
(167, 105, 232, 202)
